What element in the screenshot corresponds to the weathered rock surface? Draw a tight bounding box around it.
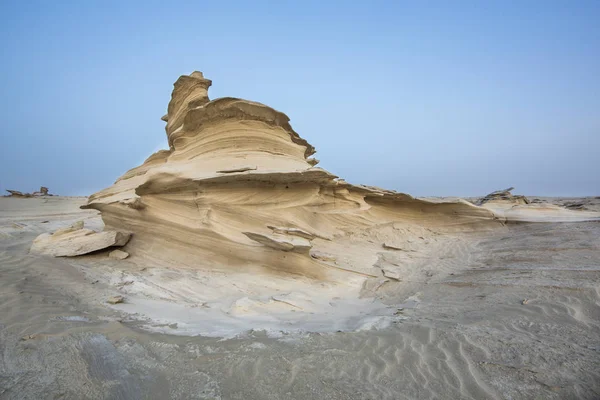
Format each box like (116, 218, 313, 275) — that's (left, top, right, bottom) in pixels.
(80, 71, 497, 280)
(80, 71, 600, 280)
(30, 222, 131, 257)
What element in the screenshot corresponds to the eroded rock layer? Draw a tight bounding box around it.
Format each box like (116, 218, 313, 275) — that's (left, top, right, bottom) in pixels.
(82, 72, 504, 280)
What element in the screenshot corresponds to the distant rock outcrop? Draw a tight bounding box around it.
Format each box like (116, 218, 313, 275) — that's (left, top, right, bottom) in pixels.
(6, 190, 32, 198)
(6, 187, 53, 197)
(476, 187, 600, 222)
(476, 187, 529, 206)
(33, 186, 49, 196)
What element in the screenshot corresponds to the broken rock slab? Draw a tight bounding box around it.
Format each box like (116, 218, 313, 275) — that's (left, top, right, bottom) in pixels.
(373, 254, 403, 281)
(383, 242, 405, 251)
(30, 222, 131, 257)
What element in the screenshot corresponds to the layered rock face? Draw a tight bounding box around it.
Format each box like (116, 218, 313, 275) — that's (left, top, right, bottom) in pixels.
(83, 71, 497, 280)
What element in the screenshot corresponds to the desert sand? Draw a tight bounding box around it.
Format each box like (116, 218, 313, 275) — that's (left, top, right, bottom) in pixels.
(1, 196, 600, 399)
(1, 71, 599, 399)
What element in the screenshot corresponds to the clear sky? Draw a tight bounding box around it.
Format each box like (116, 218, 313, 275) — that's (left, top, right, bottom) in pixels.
(1, 1, 598, 197)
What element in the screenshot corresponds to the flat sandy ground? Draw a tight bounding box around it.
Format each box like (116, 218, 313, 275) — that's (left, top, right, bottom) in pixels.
(1, 196, 599, 399)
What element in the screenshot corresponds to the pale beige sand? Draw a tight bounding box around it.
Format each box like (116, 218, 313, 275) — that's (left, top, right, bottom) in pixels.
(1, 196, 599, 399)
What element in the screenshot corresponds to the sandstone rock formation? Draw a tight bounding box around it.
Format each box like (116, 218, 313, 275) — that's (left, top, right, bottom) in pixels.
(81, 71, 600, 279)
(30, 221, 131, 257)
(81, 71, 498, 280)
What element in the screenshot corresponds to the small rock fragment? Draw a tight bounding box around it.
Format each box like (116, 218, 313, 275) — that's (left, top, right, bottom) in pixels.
(109, 249, 129, 260)
(382, 243, 404, 251)
(382, 268, 402, 281)
(107, 295, 125, 304)
(522, 299, 529, 305)
(310, 251, 337, 263)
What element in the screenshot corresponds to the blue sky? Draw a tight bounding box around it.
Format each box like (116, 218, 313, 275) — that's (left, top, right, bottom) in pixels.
(1, 1, 598, 196)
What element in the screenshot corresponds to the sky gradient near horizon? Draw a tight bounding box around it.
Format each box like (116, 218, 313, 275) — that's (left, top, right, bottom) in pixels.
(1, 1, 599, 197)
